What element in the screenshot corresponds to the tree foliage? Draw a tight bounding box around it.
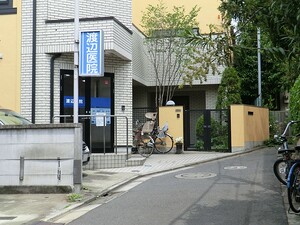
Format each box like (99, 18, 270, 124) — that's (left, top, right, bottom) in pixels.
(233, 26, 283, 108)
(216, 67, 242, 109)
(289, 76, 300, 134)
(182, 25, 230, 86)
(141, 1, 200, 107)
(219, 0, 300, 90)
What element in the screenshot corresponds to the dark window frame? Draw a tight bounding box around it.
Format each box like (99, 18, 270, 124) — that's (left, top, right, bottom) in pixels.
(0, 0, 17, 15)
(0, 0, 9, 6)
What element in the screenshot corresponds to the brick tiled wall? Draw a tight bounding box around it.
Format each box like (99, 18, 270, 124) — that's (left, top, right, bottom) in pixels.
(21, 0, 133, 146)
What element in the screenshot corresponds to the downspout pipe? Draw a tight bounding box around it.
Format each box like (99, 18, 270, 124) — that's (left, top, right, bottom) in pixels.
(50, 54, 61, 123)
(32, 0, 36, 123)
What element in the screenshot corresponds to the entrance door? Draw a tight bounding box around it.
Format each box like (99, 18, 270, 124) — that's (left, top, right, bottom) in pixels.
(60, 70, 114, 153)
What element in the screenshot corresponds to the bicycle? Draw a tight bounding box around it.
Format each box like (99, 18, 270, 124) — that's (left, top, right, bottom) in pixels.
(273, 121, 300, 185)
(132, 119, 155, 158)
(132, 112, 174, 157)
(287, 146, 300, 213)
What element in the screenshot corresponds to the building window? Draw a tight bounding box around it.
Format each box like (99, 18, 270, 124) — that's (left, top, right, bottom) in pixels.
(0, 0, 17, 15)
(0, 0, 9, 5)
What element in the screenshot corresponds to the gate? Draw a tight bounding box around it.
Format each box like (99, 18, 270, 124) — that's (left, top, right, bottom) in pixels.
(185, 109, 231, 152)
(133, 108, 231, 152)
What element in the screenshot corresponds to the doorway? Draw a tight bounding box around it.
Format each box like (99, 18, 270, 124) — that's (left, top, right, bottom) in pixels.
(60, 69, 114, 153)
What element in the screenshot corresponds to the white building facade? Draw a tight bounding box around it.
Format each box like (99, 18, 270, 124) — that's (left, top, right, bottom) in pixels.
(21, 0, 133, 153)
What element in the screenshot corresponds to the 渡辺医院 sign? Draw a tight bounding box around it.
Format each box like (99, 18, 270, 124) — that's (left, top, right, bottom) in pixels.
(79, 30, 104, 77)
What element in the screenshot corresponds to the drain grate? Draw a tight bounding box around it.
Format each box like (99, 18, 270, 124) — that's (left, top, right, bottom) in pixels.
(175, 172, 217, 179)
(224, 166, 247, 170)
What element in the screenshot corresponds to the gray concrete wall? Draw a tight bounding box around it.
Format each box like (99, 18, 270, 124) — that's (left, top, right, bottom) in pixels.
(0, 124, 82, 192)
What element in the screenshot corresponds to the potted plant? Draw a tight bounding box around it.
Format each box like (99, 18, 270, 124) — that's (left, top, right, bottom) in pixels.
(175, 137, 183, 154)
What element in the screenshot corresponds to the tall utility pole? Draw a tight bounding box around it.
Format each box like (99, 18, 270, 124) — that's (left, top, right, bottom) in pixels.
(74, 0, 79, 123)
(257, 27, 262, 107)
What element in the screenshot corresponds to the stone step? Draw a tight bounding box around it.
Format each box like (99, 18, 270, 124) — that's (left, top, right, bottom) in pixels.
(125, 156, 146, 167)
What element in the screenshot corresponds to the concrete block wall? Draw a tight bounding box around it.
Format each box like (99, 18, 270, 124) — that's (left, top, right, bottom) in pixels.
(0, 124, 82, 191)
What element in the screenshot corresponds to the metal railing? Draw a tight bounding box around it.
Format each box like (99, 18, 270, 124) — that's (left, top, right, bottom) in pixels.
(53, 114, 129, 159)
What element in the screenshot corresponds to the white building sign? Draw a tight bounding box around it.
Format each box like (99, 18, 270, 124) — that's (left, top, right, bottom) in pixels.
(79, 30, 104, 77)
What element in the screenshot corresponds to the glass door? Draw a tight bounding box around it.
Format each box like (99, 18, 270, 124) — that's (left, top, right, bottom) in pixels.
(90, 76, 114, 153)
(60, 70, 114, 153)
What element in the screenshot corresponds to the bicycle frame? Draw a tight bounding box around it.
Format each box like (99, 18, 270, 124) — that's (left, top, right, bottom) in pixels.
(287, 161, 300, 188)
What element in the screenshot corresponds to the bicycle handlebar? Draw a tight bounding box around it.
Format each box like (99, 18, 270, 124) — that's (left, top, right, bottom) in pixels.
(281, 120, 300, 137)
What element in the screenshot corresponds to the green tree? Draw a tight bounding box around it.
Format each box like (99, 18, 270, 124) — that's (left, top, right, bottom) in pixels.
(219, 0, 300, 90)
(216, 67, 242, 109)
(289, 75, 300, 133)
(141, 1, 200, 107)
(233, 26, 283, 108)
(182, 25, 231, 86)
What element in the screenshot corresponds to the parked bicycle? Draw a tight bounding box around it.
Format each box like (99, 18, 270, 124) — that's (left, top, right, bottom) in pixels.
(273, 121, 300, 185)
(132, 112, 174, 157)
(272, 120, 300, 213)
(287, 151, 300, 213)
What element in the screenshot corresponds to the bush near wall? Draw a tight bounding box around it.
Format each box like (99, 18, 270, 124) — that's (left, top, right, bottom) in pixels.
(195, 115, 229, 151)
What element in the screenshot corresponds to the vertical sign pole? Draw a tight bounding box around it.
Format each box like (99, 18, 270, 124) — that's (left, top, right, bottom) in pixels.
(257, 27, 262, 107)
(74, 0, 79, 123)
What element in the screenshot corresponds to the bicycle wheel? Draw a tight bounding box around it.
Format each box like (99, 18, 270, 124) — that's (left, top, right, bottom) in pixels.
(287, 163, 300, 213)
(154, 133, 174, 154)
(137, 135, 154, 158)
(273, 158, 288, 185)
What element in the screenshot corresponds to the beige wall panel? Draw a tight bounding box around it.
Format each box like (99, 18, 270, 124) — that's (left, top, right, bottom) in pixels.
(0, 1, 21, 112)
(132, 0, 222, 34)
(231, 105, 269, 151)
(159, 106, 184, 147)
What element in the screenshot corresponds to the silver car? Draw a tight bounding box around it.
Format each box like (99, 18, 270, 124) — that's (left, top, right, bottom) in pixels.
(0, 108, 90, 165)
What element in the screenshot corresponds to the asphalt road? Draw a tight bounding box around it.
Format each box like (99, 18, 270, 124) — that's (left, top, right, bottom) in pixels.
(65, 148, 288, 225)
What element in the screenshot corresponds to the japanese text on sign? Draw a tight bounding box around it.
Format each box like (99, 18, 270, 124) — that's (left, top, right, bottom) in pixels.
(79, 30, 104, 77)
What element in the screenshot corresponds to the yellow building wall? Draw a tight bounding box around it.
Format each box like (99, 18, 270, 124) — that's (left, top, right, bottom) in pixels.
(159, 106, 184, 147)
(230, 105, 245, 147)
(0, 1, 21, 112)
(231, 105, 269, 152)
(132, 0, 222, 34)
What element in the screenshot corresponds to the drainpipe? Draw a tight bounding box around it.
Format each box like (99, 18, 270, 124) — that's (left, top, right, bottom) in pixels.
(32, 0, 37, 123)
(50, 54, 61, 123)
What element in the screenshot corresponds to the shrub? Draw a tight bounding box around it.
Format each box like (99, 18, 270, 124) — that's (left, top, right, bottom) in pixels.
(195, 115, 229, 151)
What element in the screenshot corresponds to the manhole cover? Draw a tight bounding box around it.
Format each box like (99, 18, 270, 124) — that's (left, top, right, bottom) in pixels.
(175, 172, 217, 179)
(224, 166, 247, 170)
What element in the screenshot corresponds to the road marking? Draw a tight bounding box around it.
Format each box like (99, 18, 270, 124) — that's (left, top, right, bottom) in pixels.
(224, 166, 247, 170)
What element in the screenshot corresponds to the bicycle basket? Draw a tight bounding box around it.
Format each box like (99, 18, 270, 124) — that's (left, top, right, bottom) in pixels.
(145, 112, 157, 121)
(157, 123, 168, 138)
(161, 123, 168, 132)
(157, 130, 166, 138)
(142, 121, 155, 133)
